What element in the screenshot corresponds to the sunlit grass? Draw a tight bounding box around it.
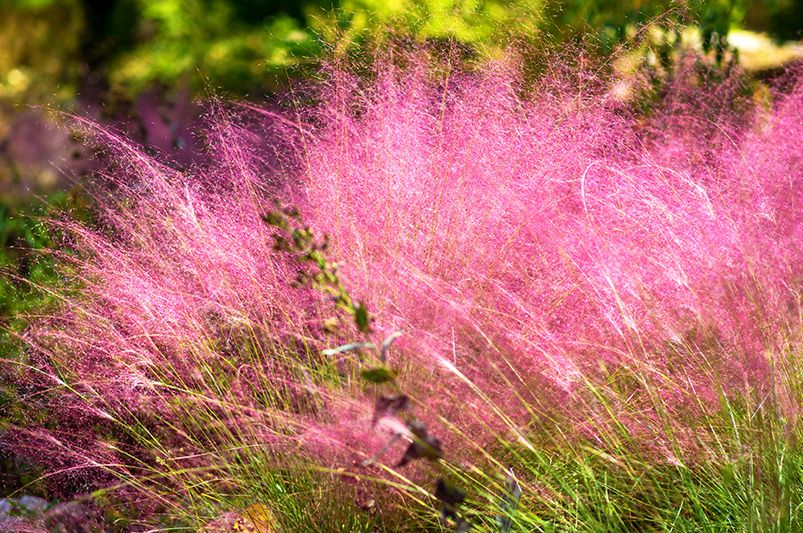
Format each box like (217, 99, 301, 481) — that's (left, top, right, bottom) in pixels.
(4, 49, 801, 531)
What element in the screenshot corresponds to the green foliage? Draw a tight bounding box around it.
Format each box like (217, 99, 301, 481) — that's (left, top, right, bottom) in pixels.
(0, 0, 84, 103)
(360, 366, 397, 384)
(0, 192, 82, 498)
(320, 0, 545, 49)
(0, 190, 89, 423)
(750, 0, 803, 41)
(539, 1, 747, 52)
(0, 194, 64, 333)
(108, 0, 323, 95)
(3, 0, 799, 106)
(315, 0, 783, 62)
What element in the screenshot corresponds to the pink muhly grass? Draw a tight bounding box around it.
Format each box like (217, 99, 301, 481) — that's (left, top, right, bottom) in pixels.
(5, 54, 801, 527)
(292, 59, 800, 451)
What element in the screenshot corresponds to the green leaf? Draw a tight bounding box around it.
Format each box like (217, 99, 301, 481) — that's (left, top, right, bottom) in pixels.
(262, 211, 286, 228)
(361, 366, 397, 384)
(354, 303, 370, 333)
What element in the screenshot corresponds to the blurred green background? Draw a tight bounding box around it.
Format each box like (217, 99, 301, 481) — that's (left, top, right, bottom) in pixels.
(0, 0, 801, 503)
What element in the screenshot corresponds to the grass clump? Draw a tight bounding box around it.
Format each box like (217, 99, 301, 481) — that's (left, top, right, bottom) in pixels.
(2, 50, 801, 531)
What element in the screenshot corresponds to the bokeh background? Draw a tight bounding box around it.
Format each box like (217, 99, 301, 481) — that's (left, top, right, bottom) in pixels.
(1, 0, 801, 505)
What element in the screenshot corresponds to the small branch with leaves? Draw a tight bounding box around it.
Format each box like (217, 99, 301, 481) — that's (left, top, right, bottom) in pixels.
(264, 202, 370, 333)
(264, 202, 472, 531)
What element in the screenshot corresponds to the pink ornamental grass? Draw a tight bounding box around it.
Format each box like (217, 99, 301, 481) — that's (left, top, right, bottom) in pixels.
(7, 56, 802, 524)
(290, 60, 800, 452)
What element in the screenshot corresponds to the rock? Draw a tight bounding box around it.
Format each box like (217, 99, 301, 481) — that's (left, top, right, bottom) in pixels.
(0, 498, 13, 517)
(17, 496, 49, 515)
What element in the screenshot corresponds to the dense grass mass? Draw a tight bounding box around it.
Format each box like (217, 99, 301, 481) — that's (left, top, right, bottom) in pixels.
(3, 54, 801, 531)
